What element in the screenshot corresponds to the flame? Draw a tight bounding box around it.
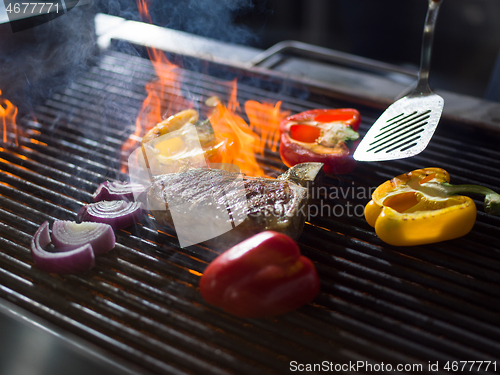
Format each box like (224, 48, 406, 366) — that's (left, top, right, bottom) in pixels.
(208, 80, 289, 176)
(137, 0, 192, 118)
(121, 0, 192, 169)
(136, 0, 151, 23)
(245, 100, 288, 154)
(0, 90, 19, 147)
(120, 47, 191, 164)
(124, 0, 289, 177)
(209, 81, 262, 176)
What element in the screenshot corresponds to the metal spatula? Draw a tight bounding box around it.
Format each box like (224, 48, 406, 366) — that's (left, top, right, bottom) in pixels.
(354, 0, 443, 162)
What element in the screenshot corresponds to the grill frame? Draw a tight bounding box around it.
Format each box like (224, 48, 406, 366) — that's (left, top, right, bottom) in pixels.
(1, 47, 500, 375)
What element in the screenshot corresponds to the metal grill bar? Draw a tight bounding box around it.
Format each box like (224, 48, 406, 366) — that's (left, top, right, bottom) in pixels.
(1, 49, 500, 374)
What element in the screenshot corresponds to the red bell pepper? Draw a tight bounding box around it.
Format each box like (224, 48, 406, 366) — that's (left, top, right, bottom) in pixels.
(199, 231, 320, 318)
(279, 109, 361, 174)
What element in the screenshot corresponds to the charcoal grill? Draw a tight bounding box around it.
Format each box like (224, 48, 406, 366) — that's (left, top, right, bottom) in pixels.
(1, 12, 500, 375)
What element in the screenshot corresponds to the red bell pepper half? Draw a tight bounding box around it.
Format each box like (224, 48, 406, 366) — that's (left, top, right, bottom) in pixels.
(199, 231, 320, 318)
(279, 108, 361, 174)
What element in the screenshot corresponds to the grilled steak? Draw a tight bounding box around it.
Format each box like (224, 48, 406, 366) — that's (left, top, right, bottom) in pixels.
(147, 163, 324, 249)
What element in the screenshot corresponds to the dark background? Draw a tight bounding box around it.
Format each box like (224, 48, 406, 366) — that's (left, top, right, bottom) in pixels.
(97, 0, 500, 100)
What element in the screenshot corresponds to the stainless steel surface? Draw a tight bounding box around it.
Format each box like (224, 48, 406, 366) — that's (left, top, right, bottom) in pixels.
(0, 298, 148, 375)
(354, 0, 444, 161)
(245, 40, 419, 78)
(96, 14, 500, 132)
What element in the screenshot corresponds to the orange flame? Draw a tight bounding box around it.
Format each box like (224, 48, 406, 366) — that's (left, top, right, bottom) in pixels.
(208, 80, 289, 176)
(245, 100, 288, 154)
(137, 0, 192, 118)
(121, 0, 192, 168)
(136, 0, 151, 23)
(0, 90, 19, 147)
(209, 80, 262, 176)
(124, 0, 289, 177)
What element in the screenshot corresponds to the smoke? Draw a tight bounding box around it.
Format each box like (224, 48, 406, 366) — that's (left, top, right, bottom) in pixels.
(158, 0, 257, 45)
(0, 4, 98, 115)
(98, 0, 264, 46)
(97, 0, 141, 21)
(0, 0, 270, 121)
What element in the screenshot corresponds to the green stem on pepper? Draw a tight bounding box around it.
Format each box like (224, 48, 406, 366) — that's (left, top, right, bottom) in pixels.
(423, 182, 500, 215)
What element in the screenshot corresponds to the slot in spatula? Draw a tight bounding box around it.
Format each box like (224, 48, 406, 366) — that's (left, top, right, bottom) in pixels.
(354, 0, 443, 162)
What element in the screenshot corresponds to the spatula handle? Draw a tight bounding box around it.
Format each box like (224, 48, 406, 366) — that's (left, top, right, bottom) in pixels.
(412, 0, 442, 96)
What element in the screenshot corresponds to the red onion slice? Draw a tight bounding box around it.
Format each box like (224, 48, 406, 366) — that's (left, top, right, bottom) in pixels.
(51, 220, 115, 255)
(93, 181, 147, 202)
(78, 200, 143, 230)
(31, 221, 95, 274)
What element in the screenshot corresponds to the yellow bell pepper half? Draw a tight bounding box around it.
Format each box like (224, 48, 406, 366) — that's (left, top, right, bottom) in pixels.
(365, 167, 500, 246)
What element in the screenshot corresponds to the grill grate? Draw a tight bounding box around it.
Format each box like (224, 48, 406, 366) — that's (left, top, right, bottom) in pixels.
(1, 49, 500, 374)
